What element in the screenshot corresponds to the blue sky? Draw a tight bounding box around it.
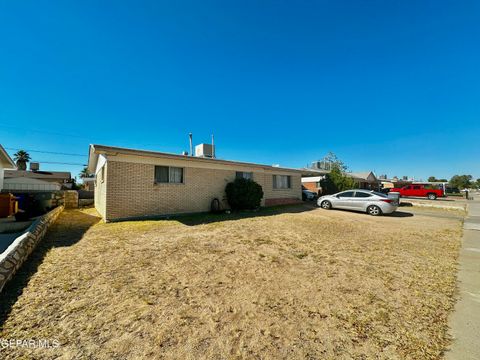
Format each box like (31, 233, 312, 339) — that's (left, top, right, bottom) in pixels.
(0, 1, 479, 181)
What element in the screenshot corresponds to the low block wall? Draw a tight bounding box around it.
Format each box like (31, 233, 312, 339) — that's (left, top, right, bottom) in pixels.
(64, 190, 79, 209)
(0, 206, 64, 293)
(79, 198, 94, 207)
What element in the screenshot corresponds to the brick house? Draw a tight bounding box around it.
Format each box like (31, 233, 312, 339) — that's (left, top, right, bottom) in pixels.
(301, 170, 379, 194)
(301, 176, 325, 195)
(87, 144, 303, 222)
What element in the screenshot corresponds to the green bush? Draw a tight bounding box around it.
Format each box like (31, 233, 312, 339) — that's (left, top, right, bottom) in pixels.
(225, 178, 264, 210)
(320, 164, 356, 195)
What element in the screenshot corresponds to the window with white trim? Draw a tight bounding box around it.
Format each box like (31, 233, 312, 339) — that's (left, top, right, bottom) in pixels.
(236, 171, 253, 180)
(155, 166, 184, 184)
(273, 175, 291, 189)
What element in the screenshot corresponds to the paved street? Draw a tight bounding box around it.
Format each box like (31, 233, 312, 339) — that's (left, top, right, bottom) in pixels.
(447, 192, 480, 359)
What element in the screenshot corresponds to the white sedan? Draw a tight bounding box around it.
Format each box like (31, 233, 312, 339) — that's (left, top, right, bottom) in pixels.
(317, 189, 399, 216)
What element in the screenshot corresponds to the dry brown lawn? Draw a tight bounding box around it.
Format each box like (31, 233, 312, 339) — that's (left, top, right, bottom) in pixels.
(0, 205, 462, 359)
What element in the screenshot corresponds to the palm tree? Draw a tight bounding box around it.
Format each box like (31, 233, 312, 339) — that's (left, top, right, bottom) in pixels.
(13, 150, 31, 170)
(79, 166, 92, 178)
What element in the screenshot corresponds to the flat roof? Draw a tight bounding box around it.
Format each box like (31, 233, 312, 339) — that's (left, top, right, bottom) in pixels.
(302, 176, 324, 182)
(88, 144, 304, 174)
(4, 170, 71, 180)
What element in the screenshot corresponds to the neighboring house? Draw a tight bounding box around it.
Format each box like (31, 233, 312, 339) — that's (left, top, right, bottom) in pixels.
(88, 144, 303, 222)
(301, 169, 379, 193)
(82, 177, 95, 191)
(4, 170, 71, 190)
(301, 176, 326, 195)
(0, 144, 16, 191)
(346, 171, 379, 189)
(3, 177, 62, 191)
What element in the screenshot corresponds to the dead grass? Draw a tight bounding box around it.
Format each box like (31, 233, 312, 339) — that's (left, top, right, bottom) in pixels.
(0, 205, 462, 359)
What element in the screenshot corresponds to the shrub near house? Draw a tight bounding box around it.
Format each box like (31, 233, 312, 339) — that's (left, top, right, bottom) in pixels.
(226, 178, 264, 210)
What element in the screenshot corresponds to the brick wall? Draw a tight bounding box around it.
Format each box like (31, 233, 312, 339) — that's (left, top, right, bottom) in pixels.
(302, 181, 320, 194)
(100, 160, 302, 221)
(262, 171, 302, 201)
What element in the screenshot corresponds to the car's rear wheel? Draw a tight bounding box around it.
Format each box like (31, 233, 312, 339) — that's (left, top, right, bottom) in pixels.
(367, 205, 382, 216)
(427, 193, 437, 200)
(320, 200, 332, 210)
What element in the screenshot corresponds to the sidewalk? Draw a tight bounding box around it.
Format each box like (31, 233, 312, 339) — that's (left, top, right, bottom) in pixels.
(446, 193, 480, 359)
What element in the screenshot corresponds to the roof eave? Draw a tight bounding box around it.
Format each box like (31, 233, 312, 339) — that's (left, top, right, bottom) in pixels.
(87, 145, 99, 173)
(0, 144, 16, 168)
(89, 144, 304, 174)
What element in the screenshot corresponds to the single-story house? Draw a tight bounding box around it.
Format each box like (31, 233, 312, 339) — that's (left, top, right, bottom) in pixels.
(301, 169, 379, 194)
(88, 144, 303, 222)
(4, 170, 71, 190)
(346, 171, 379, 190)
(0, 144, 16, 191)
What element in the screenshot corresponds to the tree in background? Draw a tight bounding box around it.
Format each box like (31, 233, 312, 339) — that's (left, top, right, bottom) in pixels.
(79, 166, 93, 178)
(13, 150, 31, 170)
(319, 152, 356, 194)
(449, 175, 473, 189)
(321, 151, 347, 171)
(428, 176, 448, 182)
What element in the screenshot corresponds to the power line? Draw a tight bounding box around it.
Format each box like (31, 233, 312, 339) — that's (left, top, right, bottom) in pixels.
(31, 161, 87, 166)
(5, 147, 86, 157)
(0, 123, 90, 139)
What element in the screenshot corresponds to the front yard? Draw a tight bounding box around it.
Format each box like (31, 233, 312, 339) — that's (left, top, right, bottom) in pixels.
(0, 205, 462, 359)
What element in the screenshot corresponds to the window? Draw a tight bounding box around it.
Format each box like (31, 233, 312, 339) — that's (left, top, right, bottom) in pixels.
(155, 166, 184, 184)
(273, 175, 291, 189)
(413, 185, 421, 190)
(354, 191, 372, 198)
(338, 191, 355, 198)
(236, 171, 253, 180)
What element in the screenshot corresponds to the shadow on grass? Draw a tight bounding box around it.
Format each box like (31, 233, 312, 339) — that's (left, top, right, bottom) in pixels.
(388, 211, 414, 218)
(175, 203, 317, 226)
(0, 209, 100, 328)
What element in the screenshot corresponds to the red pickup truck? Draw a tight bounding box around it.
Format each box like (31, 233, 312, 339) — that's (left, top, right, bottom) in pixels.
(389, 184, 444, 200)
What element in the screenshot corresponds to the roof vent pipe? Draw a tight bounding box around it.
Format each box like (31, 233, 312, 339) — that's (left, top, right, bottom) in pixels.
(189, 133, 193, 156)
(211, 134, 215, 158)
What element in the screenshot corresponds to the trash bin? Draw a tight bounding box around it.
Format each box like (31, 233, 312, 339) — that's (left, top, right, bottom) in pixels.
(388, 191, 400, 206)
(16, 194, 26, 211)
(0, 193, 18, 218)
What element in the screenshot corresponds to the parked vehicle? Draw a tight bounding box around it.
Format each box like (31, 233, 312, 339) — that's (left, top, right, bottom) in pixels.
(445, 186, 460, 194)
(388, 184, 444, 200)
(302, 189, 317, 201)
(317, 189, 398, 216)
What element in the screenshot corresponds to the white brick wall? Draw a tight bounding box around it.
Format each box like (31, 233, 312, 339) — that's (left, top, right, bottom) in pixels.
(96, 160, 301, 221)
